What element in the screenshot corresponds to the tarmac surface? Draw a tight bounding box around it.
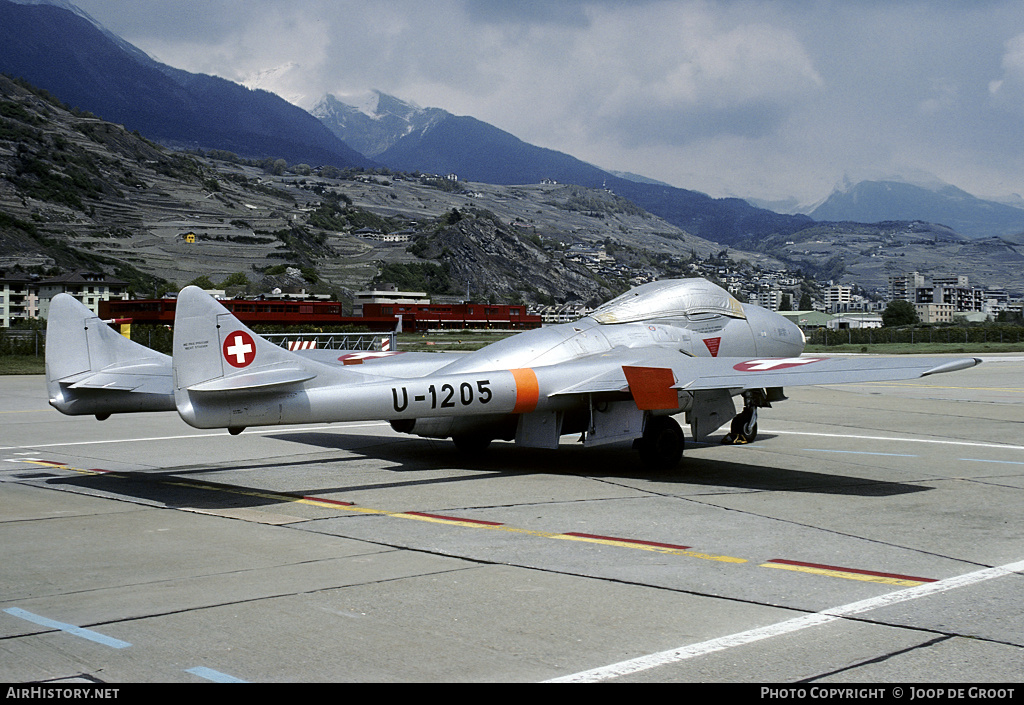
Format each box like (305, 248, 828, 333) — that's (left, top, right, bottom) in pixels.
(1, 355, 1022, 683)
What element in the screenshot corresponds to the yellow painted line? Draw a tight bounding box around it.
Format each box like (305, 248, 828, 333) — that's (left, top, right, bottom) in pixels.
(44, 462, 747, 564)
(21, 463, 942, 578)
(760, 561, 929, 587)
(17, 456, 940, 580)
(553, 533, 747, 563)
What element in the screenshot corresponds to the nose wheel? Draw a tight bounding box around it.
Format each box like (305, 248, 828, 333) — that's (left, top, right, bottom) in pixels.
(721, 401, 758, 445)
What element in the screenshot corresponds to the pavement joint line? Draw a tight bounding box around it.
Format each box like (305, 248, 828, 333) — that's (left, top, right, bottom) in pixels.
(546, 558, 1024, 683)
(0, 422, 391, 451)
(19, 460, 959, 578)
(44, 461, 750, 563)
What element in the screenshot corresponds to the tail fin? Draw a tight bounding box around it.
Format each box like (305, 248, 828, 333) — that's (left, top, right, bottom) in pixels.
(172, 286, 335, 429)
(45, 294, 175, 418)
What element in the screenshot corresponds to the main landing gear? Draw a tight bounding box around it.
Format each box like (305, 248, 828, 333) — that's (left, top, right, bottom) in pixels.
(636, 415, 685, 470)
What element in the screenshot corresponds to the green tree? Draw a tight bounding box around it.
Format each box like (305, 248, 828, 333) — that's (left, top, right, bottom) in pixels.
(219, 272, 250, 288)
(882, 299, 919, 327)
(799, 292, 812, 310)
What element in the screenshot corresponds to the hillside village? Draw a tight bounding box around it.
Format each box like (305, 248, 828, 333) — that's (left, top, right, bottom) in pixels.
(3, 159, 1022, 333)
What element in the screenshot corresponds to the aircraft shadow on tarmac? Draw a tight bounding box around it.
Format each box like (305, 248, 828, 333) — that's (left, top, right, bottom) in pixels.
(43, 430, 928, 512)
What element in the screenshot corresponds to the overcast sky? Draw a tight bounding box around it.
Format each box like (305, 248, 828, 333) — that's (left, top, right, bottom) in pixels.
(68, 0, 1024, 208)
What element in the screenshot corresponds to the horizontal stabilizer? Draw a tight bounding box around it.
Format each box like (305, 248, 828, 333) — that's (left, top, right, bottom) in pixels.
(186, 364, 316, 392)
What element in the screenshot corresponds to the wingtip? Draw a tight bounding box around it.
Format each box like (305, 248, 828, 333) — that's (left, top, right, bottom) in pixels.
(921, 357, 982, 376)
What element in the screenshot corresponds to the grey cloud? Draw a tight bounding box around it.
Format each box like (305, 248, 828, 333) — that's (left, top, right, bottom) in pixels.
(66, 0, 1024, 202)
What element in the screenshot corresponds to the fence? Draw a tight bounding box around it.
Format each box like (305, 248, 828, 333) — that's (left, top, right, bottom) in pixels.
(806, 325, 1024, 347)
(0, 329, 43, 356)
(0, 328, 397, 357)
(262, 332, 397, 352)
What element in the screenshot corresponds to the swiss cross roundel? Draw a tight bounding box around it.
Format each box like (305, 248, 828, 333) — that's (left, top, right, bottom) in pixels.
(733, 357, 825, 372)
(223, 330, 256, 368)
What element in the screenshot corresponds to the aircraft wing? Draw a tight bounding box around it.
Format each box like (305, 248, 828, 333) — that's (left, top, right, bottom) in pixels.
(547, 349, 981, 407)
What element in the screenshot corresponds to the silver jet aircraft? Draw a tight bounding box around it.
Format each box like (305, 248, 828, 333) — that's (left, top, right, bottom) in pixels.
(46, 278, 980, 469)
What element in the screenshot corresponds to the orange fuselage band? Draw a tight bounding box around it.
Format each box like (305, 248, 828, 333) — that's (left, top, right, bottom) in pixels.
(511, 368, 540, 414)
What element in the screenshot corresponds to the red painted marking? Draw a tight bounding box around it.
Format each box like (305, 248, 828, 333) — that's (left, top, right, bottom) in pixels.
(622, 366, 678, 410)
(403, 511, 504, 526)
(703, 337, 721, 357)
(223, 330, 257, 368)
(338, 352, 401, 365)
(733, 357, 826, 372)
(766, 559, 937, 583)
(564, 533, 691, 551)
(301, 496, 354, 507)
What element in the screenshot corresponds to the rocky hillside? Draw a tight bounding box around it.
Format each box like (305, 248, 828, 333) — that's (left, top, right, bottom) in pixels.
(0, 74, 742, 306)
(748, 221, 1024, 293)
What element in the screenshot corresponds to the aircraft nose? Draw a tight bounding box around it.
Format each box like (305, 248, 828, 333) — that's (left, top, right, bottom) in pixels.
(744, 304, 805, 357)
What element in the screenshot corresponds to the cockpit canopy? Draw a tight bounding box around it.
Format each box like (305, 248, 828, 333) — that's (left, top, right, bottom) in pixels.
(590, 279, 746, 324)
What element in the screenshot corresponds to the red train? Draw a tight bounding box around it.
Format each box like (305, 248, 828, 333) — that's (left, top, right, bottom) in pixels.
(99, 298, 541, 333)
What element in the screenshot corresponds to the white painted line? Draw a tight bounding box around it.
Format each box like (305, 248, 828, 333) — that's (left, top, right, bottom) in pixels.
(801, 449, 918, 458)
(186, 666, 248, 683)
(763, 429, 1024, 453)
(959, 458, 1024, 466)
(3, 608, 132, 649)
(546, 558, 1024, 683)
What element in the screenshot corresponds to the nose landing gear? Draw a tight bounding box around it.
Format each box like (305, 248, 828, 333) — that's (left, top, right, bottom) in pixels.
(720, 388, 779, 445)
(721, 403, 757, 444)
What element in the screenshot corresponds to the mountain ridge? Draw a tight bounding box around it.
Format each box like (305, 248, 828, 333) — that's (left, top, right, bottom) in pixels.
(808, 179, 1024, 239)
(313, 90, 815, 247)
(0, 0, 370, 170)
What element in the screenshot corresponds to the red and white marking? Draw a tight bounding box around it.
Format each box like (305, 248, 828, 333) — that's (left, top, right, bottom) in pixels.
(703, 337, 722, 357)
(337, 351, 401, 365)
(733, 357, 825, 372)
(288, 340, 318, 351)
(223, 331, 256, 368)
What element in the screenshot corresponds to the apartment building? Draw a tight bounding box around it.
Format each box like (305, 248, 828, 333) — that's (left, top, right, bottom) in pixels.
(39, 271, 129, 318)
(888, 272, 986, 314)
(0, 272, 41, 327)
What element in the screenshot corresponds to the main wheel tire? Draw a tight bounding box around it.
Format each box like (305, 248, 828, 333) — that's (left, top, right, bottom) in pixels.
(638, 416, 684, 471)
(452, 434, 492, 455)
